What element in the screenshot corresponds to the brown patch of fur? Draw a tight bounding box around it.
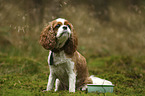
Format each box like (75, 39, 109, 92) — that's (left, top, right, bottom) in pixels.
(70, 51, 93, 89)
(64, 29, 78, 55)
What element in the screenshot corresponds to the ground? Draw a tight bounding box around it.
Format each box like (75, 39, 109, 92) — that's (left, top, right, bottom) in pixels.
(0, 52, 144, 96)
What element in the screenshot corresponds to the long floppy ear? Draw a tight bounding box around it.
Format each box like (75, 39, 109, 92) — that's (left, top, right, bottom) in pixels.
(64, 29, 78, 55)
(39, 23, 56, 50)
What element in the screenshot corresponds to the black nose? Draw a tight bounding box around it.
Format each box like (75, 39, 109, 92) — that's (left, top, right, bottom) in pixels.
(63, 26, 67, 30)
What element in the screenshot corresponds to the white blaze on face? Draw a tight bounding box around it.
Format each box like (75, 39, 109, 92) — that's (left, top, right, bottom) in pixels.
(56, 18, 66, 24)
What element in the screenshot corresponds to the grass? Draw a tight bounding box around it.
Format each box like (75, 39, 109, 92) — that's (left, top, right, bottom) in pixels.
(0, 51, 144, 96)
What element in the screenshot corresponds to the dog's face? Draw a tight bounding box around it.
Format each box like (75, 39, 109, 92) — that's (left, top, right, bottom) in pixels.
(40, 18, 78, 54)
(53, 18, 72, 48)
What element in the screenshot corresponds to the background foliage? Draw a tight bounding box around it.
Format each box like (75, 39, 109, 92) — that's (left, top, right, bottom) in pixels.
(0, 0, 145, 95)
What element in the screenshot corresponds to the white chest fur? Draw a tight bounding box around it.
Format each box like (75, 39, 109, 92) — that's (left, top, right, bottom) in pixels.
(48, 51, 71, 65)
(47, 51, 76, 92)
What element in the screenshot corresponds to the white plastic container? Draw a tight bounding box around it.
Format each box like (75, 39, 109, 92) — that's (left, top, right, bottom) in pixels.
(87, 84, 114, 93)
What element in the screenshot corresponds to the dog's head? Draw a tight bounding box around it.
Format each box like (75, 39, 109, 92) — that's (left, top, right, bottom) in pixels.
(40, 18, 78, 54)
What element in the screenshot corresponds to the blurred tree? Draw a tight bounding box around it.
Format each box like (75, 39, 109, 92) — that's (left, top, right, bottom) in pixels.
(23, 0, 44, 26)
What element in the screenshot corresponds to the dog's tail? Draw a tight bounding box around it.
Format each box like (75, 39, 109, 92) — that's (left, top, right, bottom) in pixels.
(90, 75, 112, 85)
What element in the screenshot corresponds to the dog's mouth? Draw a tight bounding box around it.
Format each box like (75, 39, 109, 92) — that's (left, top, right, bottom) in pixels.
(56, 32, 69, 48)
(58, 31, 69, 38)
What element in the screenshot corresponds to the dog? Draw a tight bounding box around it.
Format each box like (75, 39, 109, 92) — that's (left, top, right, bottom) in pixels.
(39, 18, 112, 92)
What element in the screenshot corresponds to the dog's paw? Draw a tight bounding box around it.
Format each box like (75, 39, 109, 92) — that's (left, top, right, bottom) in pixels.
(42, 90, 48, 92)
(54, 88, 58, 92)
(81, 85, 87, 91)
(42, 89, 50, 92)
(69, 89, 75, 93)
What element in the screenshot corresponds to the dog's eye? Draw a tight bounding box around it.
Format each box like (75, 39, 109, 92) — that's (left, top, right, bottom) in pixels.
(67, 24, 71, 29)
(55, 24, 61, 28)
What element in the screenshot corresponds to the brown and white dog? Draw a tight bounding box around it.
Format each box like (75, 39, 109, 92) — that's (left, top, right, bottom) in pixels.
(39, 18, 112, 92)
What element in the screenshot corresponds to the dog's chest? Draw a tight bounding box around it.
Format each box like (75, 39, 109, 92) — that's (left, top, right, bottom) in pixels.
(53, 51, 69, 65)
(48, 51, 75, 83)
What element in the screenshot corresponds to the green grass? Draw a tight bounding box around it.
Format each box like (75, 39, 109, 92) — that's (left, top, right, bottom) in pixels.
(0, 52, 144, 96)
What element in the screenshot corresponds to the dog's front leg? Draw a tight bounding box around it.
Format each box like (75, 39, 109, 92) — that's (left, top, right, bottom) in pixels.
(46, 73, 56, 91)
(69, 72, 76, 92)
(55, 79, 60, 92)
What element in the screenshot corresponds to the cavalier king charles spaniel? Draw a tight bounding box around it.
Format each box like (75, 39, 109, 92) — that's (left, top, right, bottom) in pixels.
(39, 18, 112, 92)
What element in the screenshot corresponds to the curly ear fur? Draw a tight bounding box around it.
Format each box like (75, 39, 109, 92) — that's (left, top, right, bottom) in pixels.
(39, 23, 56, 50)
(64, 30, 78, 55)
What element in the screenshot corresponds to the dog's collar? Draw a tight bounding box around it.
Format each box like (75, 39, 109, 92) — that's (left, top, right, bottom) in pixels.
(50, 51, 53, 65)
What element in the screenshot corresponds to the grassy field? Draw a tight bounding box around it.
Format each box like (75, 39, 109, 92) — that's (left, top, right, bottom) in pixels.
(0, 49, 144, 96)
